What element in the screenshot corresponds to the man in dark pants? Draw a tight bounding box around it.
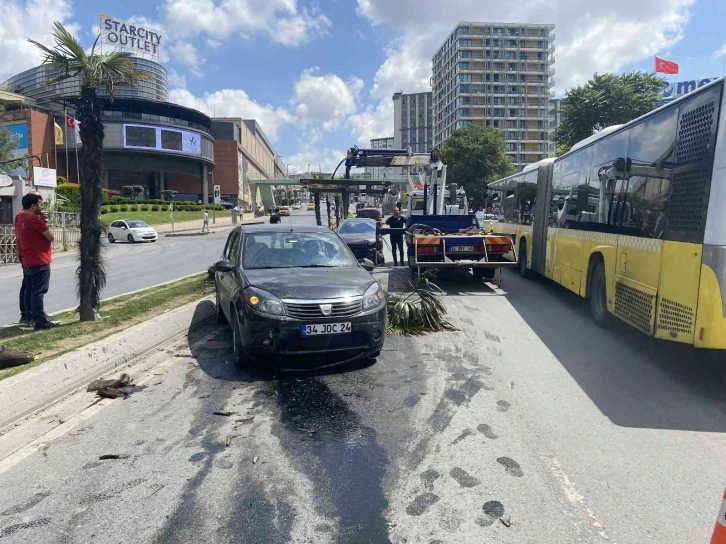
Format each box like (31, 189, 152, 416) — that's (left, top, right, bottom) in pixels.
(385, 207, 407, 266)
(16, 193, 58, 330)
(270, 209, 281, 224)
(14, 191, 42, 325)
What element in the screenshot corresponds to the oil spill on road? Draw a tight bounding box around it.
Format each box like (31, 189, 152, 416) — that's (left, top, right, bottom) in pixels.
(477, 500, 505, 527)
(477, 424, 498, 439)
(405, 492, 440, 516)
(449, 467, 481, 488)
(420, 469, 440, 491)
(497, 456, 524, 477)
(496, 400, 511, 412)
(273, 377, 390, 544)
(450, 428, 472, 445)
(403, 394, 421, 407)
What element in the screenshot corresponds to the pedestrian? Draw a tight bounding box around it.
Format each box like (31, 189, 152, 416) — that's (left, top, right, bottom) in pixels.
(270, 208, 281, 224)
(202, 210, 209, 232)
(15, 192, 58, 330)
(385, 206, 407, 266)
(14, 198, 30, 325)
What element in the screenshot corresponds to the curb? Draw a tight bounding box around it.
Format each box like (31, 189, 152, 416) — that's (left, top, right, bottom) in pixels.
(165, 231, 212, 237)
(0, 296, 215, 430)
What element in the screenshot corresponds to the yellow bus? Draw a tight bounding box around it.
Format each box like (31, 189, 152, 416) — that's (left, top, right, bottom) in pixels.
(489, 76, 726, 349)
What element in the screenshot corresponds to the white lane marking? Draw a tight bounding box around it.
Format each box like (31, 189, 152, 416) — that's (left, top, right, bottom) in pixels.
(548, 456, 609, 539)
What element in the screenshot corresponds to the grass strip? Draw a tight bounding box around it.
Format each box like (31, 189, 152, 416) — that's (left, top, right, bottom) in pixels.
(100, 210, 231, 226)
(0, 273, 214, 381)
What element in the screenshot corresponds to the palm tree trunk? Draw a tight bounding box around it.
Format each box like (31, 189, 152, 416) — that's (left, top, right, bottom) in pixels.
(314, 191, 321, 226)
(76, 85, 107, 321)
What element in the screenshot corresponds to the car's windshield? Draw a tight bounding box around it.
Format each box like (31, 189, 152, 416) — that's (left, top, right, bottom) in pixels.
(358, 210, 379, 219)
(339, 220, 376, 234)
(127, 220, 149, 228)
(241, 231, 357, 269)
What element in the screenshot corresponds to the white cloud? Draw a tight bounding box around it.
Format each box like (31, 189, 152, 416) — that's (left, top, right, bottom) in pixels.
(714, 45, 726, 58)
(169, 41, 205, 76)
(167, 69, 187, 89)
(0, 0, 77, 82)
(292, 68, 364, 130)
(162, 0, 331, 47)
(168, 88, 295, 140)
(370, 30, 438, 100)
(348, 100, 393, 146)
(356, 0, 693, 93)
(285, 147, 347, 175)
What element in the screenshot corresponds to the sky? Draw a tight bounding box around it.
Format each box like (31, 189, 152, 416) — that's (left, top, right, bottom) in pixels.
(2, 0, 726, 174)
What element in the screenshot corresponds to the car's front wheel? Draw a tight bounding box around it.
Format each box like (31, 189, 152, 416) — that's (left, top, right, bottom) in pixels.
(127, 234, 134, 243)
(231, 311, 250, 369)
(108, 233, 115, 244)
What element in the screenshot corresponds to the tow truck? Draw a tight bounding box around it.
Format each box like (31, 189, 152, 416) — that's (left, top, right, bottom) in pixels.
(343, 147, 517, 285)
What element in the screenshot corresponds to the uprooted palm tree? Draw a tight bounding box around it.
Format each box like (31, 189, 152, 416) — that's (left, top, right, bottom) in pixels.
(387, 273, 455, 335)
(29, 22, 148, 321)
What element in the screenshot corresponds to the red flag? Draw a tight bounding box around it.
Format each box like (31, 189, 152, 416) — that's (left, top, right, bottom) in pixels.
(655, 57, 679, 75)
(65, 114, 76, 128)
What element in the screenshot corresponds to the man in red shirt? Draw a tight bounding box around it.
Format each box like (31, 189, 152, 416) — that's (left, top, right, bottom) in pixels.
(15, 192, 58, 330)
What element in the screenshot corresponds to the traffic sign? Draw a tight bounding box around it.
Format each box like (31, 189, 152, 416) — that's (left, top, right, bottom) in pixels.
(213, 184, 221, 204)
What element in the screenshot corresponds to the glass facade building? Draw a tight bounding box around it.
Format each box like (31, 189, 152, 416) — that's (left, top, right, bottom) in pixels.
(2, 57, 167, 103)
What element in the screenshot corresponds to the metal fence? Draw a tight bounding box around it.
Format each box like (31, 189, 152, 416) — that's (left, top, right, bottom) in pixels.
(0, 225, 19, 265)
(47, 211, 81, 228)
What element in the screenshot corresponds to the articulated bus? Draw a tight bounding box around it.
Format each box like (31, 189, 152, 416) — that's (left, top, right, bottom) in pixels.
(489, 77, 726, 349)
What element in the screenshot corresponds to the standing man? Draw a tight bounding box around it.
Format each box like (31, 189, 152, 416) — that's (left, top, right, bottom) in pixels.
(14, 190, 42, 325)
(270, 208, 281, 224)
(385, 206, 407, 266)
(202, 210, 210, 232)
(16, 193, 58, 330)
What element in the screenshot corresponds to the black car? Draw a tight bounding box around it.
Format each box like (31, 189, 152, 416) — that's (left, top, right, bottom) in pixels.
(338, 218, 384, 266)
(214, 224, 387, 370)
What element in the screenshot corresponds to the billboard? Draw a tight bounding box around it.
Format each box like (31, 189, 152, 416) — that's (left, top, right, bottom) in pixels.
(122, 124, 201, 156)
(99, 13, 162, 60)
(0, 122, 29, 177)
(660, 78, 718, 104)
(33, 167, 57, 188)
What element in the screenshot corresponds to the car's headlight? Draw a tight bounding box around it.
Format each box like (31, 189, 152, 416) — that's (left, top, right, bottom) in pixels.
(362, 282, 385, 311)
(244, 287, 285, 316)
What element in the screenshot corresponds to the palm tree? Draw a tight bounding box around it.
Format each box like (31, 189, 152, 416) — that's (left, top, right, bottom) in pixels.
(29, 22, 148, 321)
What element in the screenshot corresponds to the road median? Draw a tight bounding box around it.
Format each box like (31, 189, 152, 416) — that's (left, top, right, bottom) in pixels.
(0, 275, 217, 429)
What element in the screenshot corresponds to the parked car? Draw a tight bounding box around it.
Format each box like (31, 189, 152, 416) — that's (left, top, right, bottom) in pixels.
(107, 220, 158, 243)
(292, 203, 301, 210)
(279, 206, 290, 216)
(338, 218, 384, 265)
(214, 224, 386, 370)
(356, 207, 383, 222)
(307, 203, 315, 211)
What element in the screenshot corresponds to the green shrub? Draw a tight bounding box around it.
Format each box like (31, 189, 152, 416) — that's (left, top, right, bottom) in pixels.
(130, 205, 139, 212)
(140, 205, 149, 211)
(56, 182, 81, 209)
(119, 205, 128, 212)
(100, 208, 109, 214)
(151, 205, 160, 211)
(109, 206, 119, 213)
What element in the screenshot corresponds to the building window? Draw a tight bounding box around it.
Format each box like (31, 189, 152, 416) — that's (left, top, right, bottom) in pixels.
(506, 143, 516, 151)
(458, 108, 471, 117)
(459, 62, 471, 70)
(459, 74, 472, 82)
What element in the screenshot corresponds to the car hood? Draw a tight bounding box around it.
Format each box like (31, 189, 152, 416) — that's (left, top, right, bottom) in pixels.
(244, 267, 375, 300)
(338, 233, 375, 245)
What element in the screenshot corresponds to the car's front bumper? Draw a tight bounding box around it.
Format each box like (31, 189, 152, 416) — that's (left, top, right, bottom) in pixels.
(238, 305, 387, 370)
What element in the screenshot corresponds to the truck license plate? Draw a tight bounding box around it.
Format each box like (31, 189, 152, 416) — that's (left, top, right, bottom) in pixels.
(450, 245, 474, 252)
(302, 322, 352, 336)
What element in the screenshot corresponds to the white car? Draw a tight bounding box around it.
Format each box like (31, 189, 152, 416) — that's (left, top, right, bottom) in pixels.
(107, 219, 158, 243)
(292, 203, 301, 210)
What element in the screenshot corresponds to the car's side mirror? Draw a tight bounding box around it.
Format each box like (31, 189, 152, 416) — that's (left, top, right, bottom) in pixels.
(360, 258, 375, 272)
(121, 226, 127, 230)
(215, 259, 234, 272)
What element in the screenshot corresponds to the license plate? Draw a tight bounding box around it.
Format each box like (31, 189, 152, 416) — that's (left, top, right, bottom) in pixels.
(449, 245, 474, 252)
(301, 322, 352, 336)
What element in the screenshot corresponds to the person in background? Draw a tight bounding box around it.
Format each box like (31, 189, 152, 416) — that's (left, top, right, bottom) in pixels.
(14, 191, 40, 325)
(15, 193, 58, 330)
(202, 210, 210, 232)
(385, 206, 407, 266)
(270, 208, 281, 224)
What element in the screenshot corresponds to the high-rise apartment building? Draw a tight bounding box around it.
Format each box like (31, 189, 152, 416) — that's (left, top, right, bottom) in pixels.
(393, 91, 433, 175)
(432, 22, 555, 169)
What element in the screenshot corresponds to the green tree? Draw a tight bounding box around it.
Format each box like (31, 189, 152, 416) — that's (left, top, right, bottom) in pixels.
(553, 72, 665, 151)
(30, 22, 147, 321)
(439, 125, 516, 206)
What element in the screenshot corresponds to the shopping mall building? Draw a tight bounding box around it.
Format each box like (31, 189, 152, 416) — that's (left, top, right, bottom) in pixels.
(0, 56, 285, 219)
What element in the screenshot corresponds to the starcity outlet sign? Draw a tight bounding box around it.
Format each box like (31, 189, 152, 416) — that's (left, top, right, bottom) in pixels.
(99, 13, 163, 60)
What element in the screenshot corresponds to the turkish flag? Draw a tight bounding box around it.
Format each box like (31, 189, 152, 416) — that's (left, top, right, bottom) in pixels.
(65, 114, 76, 128)
(655, 57, 679, 75)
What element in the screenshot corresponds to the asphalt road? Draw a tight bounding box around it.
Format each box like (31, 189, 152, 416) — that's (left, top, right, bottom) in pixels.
(2, 261, 726, 542)
(0, 211, 319, 326)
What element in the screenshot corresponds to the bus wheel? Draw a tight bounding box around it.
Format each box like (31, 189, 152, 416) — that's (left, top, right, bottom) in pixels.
(518, 240, 529, 278)
(589, 262, 613, 328)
